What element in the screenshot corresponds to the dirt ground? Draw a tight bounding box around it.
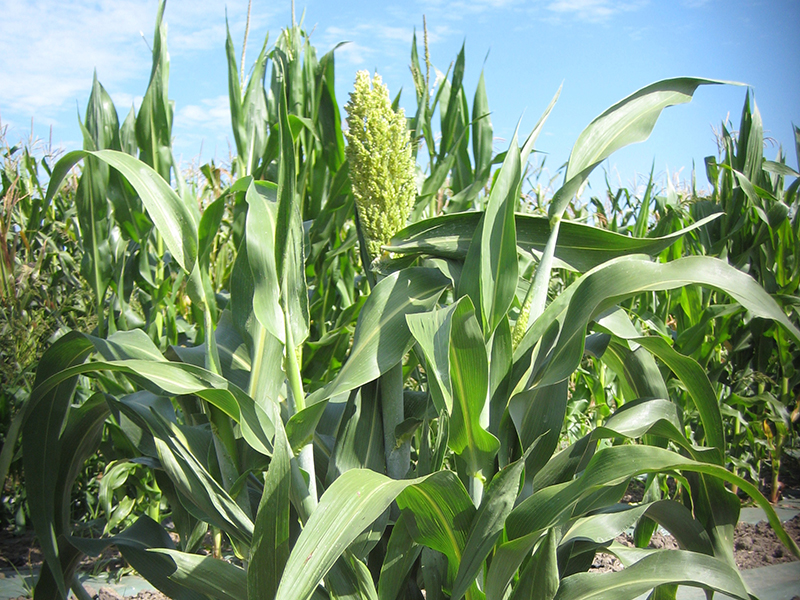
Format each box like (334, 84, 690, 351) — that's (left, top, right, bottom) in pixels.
(591, 514, 800, 573)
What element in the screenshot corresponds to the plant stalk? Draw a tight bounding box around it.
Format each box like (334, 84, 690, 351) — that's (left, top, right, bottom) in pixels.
(381, 362, 409, 480)
(284, 310, 317, 507)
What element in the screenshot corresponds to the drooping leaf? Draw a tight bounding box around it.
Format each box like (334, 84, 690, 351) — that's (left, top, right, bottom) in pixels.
(553, 550, 748, 600)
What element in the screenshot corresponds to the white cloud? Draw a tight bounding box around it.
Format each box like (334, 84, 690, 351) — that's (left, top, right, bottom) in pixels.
(545, 0, 647, 22)
(0, 0, 271, 124)
(176, 95, 231, 132)
(172, 95, 232, 160)
(416, 0, 520, 14)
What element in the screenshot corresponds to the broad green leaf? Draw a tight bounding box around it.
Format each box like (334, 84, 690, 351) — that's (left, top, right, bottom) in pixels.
(54, 394, 109, 532)
(378, 512, 422, 600)
(597, 398, 682, 442)
(275, 59, 310, 347)
(327, 381, 386, 485)
(23, 332, 93, 597)
(630, 336, 723, 451)
(484, 531, 543, 600)
(458, 135, 520, 336)
(77, 73, 116, 330)
(566, 78, 736, 182)
(70, 515, 204, 600)
(387, 212, 721, 273)
(326, 553, 380, 600)
(308, 268, 449, 404)
(249, 416, 292, 600)
(245, 179, 285, 344)
(407, 302, 458, 415)
(286, 400, 329, 454)
(397, 470, 475, 588)
(136, 0, 173, 181)
(510, 528, 559, 600)
(451, 454, 526, 600)
(152, 418, 254, 545)
(640, 500, 714, 555)
(154, 550, 246, 600)
(46, 149, 197, 271)
(553, 550, 748, 600)
(507, 445, 799, 558)
(448, 297, 500, 476)
(516, 255, 800, 391)
(509, 381, 568, 485)
(471, 71, 492, 177)
(276, 470, 427, 600)
(29, 356, 273, 456)
(561, 504, 656, 546)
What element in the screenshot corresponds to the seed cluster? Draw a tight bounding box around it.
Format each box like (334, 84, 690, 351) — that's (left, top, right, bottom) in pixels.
(344, 71, 416, 257)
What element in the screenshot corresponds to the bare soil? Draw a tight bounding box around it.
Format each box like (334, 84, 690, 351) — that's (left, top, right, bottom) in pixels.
(591, 514, 800, 573)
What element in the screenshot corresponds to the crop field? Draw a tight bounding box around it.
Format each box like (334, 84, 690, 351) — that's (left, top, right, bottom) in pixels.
(1, 2, 799, 599)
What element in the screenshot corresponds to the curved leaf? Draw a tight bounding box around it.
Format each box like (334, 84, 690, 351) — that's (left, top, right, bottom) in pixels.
(553, 550, 748, 600)
(566, 78, 736, 182)
(154, 550, 246, 600)
(386, 213, 721, 273)
(308, 268, 449, 404)
(276, 470, 421, 600)
(46, 149, 197, 271)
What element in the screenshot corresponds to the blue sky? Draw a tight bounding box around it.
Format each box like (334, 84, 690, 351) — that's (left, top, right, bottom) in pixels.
(1, 0, 798, 196)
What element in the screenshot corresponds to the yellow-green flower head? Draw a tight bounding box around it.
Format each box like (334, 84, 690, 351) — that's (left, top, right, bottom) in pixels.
(345, 70, 416, 258)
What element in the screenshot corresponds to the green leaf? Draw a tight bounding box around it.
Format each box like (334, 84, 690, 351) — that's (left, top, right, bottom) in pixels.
(286, 401, 329, 454)
(472, 70, 492, 178)
(46, 149, 197, 271)
(397, 470, 475, 589)
(276, 470, 425, 600)
(509, 381, 569, 486)
(326, 553, 379, 600)
(458, 135, 520, 336)
(566, 78, 737, 182)
(630, 336, 723, 452)
(309, 268, 449, 404)
(508, 445, 799, 559)
(275, 60, 310, 347)
(70, 515, 204, 600)
(249, 415, 292, 600)
(448, 297, 500, 477)
(154, 550, 247, 600)
(516, 255, 800, 391)
(451, 455, 525, 600)
(327, 381, 386, 484)
(23, 332, 93, 597)
(150, 414, 254, 545)
(135, 0, 173, 181)
(407, 303, 458, 415)
(245, 179, 285, 344)
(510, 528, 559, 600)
(387, 212, 721, 273)
(378, 512, 422, 600)
(553, 550, 748, 600)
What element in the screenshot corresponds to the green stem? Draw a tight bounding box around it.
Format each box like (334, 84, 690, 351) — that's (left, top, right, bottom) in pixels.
(71, 574, 93, 600)
(284, 310, 317, 507)
(381, 362, 408, 481)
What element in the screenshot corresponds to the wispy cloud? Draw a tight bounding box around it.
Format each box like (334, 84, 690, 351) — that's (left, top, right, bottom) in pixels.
(545, 0, 647, 22)
(416, 0, 521, 15)
(0, 0, 267, 124)
(173, 95, 232, 162)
